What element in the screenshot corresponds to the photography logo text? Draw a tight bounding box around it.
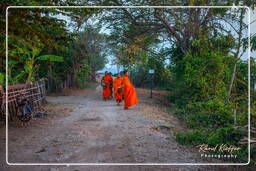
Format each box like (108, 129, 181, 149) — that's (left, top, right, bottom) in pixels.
(196, 144, 241, 159)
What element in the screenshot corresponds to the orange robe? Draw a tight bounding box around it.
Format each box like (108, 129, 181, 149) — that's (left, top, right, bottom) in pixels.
(122, 75, 138, 107)
(113, 77, 123, 103)
(102, 75, 112, 99)
(109, 76, 113, 97)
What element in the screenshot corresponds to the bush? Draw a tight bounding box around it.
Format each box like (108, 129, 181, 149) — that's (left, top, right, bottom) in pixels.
(185, 99, 233, 129)
(176, 126, 245, 147)
(207, 126, 245, 146)
(175, 129, 207, 145)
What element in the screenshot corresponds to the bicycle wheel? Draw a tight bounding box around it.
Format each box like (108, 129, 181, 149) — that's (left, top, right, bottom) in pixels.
(17, 106, 32, 122)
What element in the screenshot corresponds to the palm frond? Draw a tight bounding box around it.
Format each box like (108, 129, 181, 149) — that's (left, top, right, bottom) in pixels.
(37, 55, 64, 62)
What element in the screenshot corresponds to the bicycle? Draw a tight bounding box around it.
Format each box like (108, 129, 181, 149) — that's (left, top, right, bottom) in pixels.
(16, 96, 33, 123)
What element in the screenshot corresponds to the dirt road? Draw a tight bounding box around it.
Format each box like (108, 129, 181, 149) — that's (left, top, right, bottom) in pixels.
(0, 85, 242, 170)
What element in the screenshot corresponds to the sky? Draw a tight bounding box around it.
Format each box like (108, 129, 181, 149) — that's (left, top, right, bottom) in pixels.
(247, 9, 256, 59)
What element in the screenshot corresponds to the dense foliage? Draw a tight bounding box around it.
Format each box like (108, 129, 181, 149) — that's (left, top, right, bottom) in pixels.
(1, 1, 107, 91)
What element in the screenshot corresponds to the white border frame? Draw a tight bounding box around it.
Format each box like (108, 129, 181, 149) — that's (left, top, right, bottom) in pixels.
(5, 5, 251, 166)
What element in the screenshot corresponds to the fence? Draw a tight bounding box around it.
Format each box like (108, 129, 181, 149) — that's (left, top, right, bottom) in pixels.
(0, 79, 46, 122)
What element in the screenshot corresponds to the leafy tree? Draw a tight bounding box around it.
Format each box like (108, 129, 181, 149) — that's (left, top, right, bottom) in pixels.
(9, 36, 63, 83)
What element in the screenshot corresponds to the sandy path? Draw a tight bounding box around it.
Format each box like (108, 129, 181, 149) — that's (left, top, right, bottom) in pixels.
(0, 85, 242, 170)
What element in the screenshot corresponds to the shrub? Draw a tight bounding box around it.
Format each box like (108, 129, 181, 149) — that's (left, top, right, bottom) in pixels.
(207, 126, 245, 146)
(175, 126, 245, 147)
(175, 129, 207, 145)
(185, 99, 233, 129)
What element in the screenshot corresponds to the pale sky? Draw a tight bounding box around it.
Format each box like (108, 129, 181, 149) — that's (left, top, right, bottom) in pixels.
(248, 9, 256, 59)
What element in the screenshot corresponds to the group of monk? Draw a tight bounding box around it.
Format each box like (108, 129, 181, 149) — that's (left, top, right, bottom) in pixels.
(101, 70, 138, 110)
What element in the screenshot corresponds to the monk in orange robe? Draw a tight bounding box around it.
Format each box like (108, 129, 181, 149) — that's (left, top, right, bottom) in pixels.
(113, 73, 123, 105)
(101, 71, 112, 100)
(108, 72, 113, 98)
(122, 70, 138, 109)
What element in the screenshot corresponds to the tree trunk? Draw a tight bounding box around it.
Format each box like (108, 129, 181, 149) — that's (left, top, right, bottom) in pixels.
(228, 63, 237, 99)
(47, 62, 54, 93)
(227, 9, 245, 101)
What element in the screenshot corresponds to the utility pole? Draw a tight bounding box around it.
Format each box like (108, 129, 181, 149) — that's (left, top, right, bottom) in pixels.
(149, 69, 155, 98)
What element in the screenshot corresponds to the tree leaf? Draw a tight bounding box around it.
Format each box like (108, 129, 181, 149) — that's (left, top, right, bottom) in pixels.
(8, 60, 18, 65)
(37, 55, 64, 62)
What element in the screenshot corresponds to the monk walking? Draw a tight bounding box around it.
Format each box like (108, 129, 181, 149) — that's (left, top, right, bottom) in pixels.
(101, 71, 112, 100)
(113, 73, 123, 105)
(108, 72, 113, 99)
(122, 70, 138, 109)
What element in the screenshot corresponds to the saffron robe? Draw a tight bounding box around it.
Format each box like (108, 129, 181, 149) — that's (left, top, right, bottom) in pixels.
(109, 76, 113, 97)
(122, 75, 138, 107)
(102, 75, 112, 99)
(113, 77, 123, 102)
